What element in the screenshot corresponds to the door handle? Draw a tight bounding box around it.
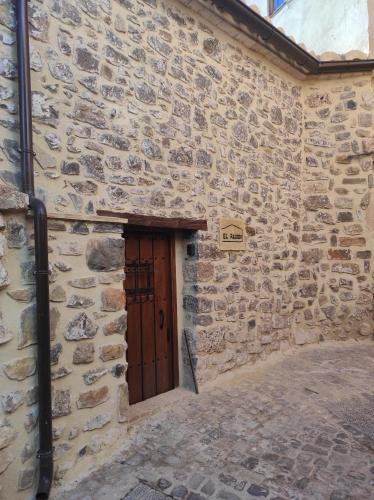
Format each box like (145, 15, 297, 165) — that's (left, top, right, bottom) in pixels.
(159, 309, 164, 329)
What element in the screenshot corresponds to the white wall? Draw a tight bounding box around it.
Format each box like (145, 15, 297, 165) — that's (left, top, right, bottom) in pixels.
(243, 0, 269, 16)
(272, 0, 369, 55)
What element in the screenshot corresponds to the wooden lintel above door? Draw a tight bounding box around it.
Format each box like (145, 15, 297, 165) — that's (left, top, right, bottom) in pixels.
(97, 210, 208, 231)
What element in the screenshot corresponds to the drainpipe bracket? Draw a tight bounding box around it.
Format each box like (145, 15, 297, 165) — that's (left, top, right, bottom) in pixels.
(37, 450, 53, 460)
(33, 270, 51, 276)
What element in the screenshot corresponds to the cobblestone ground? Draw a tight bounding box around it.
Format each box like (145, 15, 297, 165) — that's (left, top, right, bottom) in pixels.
(54, 341, 374, 500)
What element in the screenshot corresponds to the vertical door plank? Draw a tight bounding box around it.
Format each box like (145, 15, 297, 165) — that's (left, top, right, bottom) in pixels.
(125, 235, 143, 405)
(153, 234, 172, 394)
(139, 235, 157, 400)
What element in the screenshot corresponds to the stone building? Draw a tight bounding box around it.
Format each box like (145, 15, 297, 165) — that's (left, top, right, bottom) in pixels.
(250, 0, 374, 56)
(0, 0, 373, 497)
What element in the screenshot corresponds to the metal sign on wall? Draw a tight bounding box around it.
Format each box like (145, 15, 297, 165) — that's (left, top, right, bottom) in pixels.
(219, 218, 245, 251)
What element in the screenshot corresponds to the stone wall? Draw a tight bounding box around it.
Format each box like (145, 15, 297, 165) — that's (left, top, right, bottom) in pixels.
(298, 78, 374, 343)
(0, 215, 127, 497)
(0, 0, 372, 497)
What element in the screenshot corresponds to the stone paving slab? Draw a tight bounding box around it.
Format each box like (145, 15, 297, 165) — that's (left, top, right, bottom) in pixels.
(54, 341, 374, 500)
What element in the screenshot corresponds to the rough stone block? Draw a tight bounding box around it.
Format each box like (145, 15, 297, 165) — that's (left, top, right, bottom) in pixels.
(52, 389, 71, 418)
(86, 238, 125, 271)
(117, 383, 128, 423)
(77, 386, 109, 409)
(3, 356, 36, 381)
(100, 344, 125, 362)
(101, 288, 125, 312)
(103, 313, 127, 336)
(73, 342, 95, 364)
(0, 183, 28, 211)
(294, 330, 319, 345)
(64, 312, 98, 341)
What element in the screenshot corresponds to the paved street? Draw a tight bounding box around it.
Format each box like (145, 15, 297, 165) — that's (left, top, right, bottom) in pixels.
(54, 341, 374, 500)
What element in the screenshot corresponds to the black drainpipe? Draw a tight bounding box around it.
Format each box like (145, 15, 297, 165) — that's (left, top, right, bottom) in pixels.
(15, 0, 53, 498)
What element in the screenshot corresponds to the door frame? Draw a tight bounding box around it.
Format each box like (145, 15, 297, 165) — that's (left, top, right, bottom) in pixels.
(123, 227, 179, 396)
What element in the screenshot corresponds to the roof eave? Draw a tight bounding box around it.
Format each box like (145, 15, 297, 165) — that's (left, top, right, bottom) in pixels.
(209, 0, 374, 74)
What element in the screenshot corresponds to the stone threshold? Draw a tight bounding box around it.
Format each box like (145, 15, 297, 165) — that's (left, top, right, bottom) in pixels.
(128, 387, 194, 425)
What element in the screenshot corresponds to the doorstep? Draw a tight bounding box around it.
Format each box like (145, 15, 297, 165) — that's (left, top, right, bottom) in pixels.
(128, 387, 193, 424)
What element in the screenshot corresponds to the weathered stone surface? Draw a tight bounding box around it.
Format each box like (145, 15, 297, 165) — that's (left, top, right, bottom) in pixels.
(1, 391, 24, 413)
(68, 276, 97, 288)
(294, 329, 319, 345)
(21, 441, 35, 463)
(51, 366, 72, 380)
(101, 288, 125, 311)
(57, 241, 83, 256)
(135, 82, 156, 104)
(77, 386, 109, 409)
(86, 238, 125, 271)
(301, 248, 323, 264)
(104, 45, 129, 66)
(0, 58, 17, 79)
(306, 92, 331, 108)
(101, 84, 124, 102)
(73, 342, 95, 364)
(183, 262, 214, 282)
(25, 385, 38, 406)
(0, 183, 28, 211)
(67, 295, 95, 309)
(83, 367, 108, 385)
(6, 220, 27, 248)
(169, 147, 193, 166)
(7, 288, 34, 302)
(0, 418, 16, 451)
(70, 222, 90, 235)
(359, 322, 372, 336)
(0, 262, 9, 289)
(50, 343, 63, 365)
(50, 285, 67, 302)
(299, 283, 318, 298)
(331, 263, 360, 274)
(148, 35, 173, 58)
(196, 328, 225, 354)
(183, 295, 212, 314)
(83, 413, 111, 431)
(61, 161, 80, 175)
(32, 91, 59, 127)
(49, 62, 73, 82)
(29, 4, 49, 41)
(17, 467, 34, 491)
(99, 134, 130, 151)
(50, 307, 61, 341)
(100, 343, 125, 362)
(64, 313, 98, 341)
(304, 195, 332, 211)
(72, 102, 108, 129)
(117, 383, 128, 423)
(328, 249, 351, 260)
(103, 314, 127, 336)
(337, 212, 353, 222)
(52, 389, 71, 418)
(339, 237, 365, 247)
(3, 356, 36, 381)
(0, 449, 13, 474)
(24, 408, 38, 433)
(75, 46, 99, 73)
(18, 304, 36, 349)
(0, 319, 13, 345)
(141, 139, 162, 160)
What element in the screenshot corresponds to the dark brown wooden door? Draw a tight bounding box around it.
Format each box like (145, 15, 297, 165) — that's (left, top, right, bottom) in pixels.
(125, 232, 177, 405)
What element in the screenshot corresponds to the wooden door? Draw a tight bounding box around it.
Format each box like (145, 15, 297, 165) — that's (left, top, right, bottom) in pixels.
(125, 231, 177, 405)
